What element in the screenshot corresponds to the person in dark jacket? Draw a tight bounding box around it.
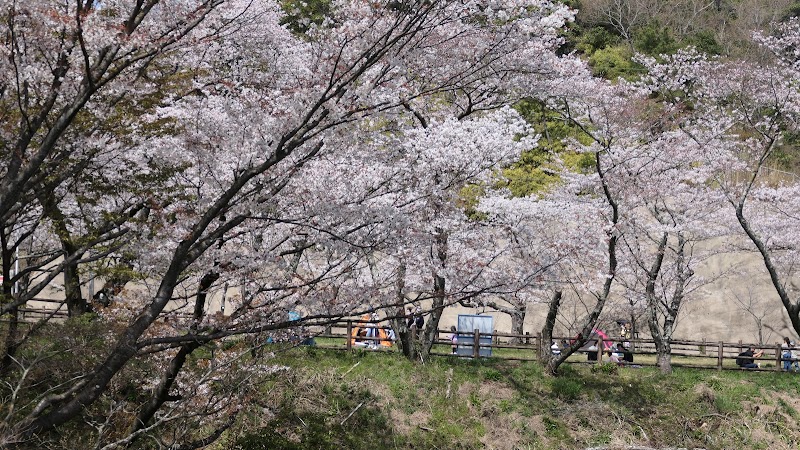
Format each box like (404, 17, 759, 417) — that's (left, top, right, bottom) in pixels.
(616, 343, 633, 364)
(736, 347, 763, 369)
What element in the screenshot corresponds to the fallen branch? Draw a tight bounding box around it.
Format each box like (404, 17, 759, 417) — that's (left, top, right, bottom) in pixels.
(340, 361, 361, 378)
(340, 401, 365, 425)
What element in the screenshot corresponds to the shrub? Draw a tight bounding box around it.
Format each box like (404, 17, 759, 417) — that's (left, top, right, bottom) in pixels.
(551, 377, 583, 401)
(588, 45, 642, 81)
(590, 362, 619, 375)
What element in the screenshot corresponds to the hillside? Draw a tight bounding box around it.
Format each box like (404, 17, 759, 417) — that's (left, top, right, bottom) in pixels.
(221, 346, 800, 450)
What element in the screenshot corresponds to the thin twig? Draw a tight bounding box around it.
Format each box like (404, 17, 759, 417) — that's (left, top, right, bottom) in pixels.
(340, 401, 365, 425)
(340, 361, 360, 378)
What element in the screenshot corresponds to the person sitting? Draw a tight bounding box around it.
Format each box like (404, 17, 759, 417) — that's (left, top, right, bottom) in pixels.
(736, 347, 763, 369)
(586, 343, 598, 361)
(354, 328, 369, 347)
(606, 349, 621, 365)
(616, 343, 633, 364)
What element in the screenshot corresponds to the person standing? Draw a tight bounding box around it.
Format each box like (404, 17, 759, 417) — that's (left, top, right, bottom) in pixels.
(781, 337, 793, 372)
(450, 326, 458, 354)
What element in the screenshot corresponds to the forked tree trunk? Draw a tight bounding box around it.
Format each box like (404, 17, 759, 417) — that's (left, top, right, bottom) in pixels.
(540, 290, 563, 375)
(646, 232, 691, 375)
(487, 299, 525, 344)
(541, 149, 621, 376)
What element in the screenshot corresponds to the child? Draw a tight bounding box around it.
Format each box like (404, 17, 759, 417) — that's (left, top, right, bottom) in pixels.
(450, 326, 458, 354)
(781, 337, 793, 372)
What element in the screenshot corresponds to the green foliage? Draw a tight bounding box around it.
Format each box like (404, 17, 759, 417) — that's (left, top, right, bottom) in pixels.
(280, 0, 332, 34)
(588, 45, 642, 81)
(550, 377, 583, 401)
(502, 99, 595, 197)
(633, 22, 678, 57)
(575, 26, 621, 55)
(459, 183, 489, 221)
(590, 362, 619, 375)
(783, 2, 800, 20)
(502, 164, 557, 197)
(683, 30, 723, 56)
(561, 152, 596, 172)
(481, 367, 503, 381)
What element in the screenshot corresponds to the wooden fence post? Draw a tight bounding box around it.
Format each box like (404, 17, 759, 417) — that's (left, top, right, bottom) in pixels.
(717, 341, 723, 371)
(494, 329, 498, 345)
(525, 331, 530, 345)
(535, 332, 541, 357)
(346, 321, 352, 351)
(775, 344, 782, 371)
(473, 329, 480, 358)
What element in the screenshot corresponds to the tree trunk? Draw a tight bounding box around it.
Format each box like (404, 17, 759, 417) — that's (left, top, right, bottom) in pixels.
(389, 262, 416, 360)
(542, 148, 621, 376)
(36, 188, 90, 317)
(487, 298, 526, 345)
(656, 344, 673, 375)
(539, 290, 562, 364)
(128, 271, 219, 438)
(420, 271, 446, 357)
(0, 307, 19, 375)
(736, 199, 800, 338)
(0, 232, 18, 375)
(63, 247, 88, 317)
(509, 309, 524, 345)
(418, 228, 449, 359)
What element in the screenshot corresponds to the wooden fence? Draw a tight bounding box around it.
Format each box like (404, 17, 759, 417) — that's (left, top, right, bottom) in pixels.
(5, 308, 798, 373)
(313, 320, 800, 372)
(2, 298, 70, 322)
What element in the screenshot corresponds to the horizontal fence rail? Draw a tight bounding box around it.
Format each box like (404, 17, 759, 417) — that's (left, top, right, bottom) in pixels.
(6, 309, 800, 374)
(308, 320, 800, 373)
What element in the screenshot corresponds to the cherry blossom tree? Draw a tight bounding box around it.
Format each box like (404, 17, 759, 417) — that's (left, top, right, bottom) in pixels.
(482, 66, 726, 374)
(481, 152, 619, 375)
(638, 22, 800, 339)
(555, 63, 735, 374)
(0, 0, 581, 446)
(608, 103, 729, 374)
(307, 107, 541, 360)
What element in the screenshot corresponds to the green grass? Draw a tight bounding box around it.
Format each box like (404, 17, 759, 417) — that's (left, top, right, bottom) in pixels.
(214, 346, 800, 450)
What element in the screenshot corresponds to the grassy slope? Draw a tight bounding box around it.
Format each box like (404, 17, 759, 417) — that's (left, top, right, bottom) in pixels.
(221, 346, 800, 450)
